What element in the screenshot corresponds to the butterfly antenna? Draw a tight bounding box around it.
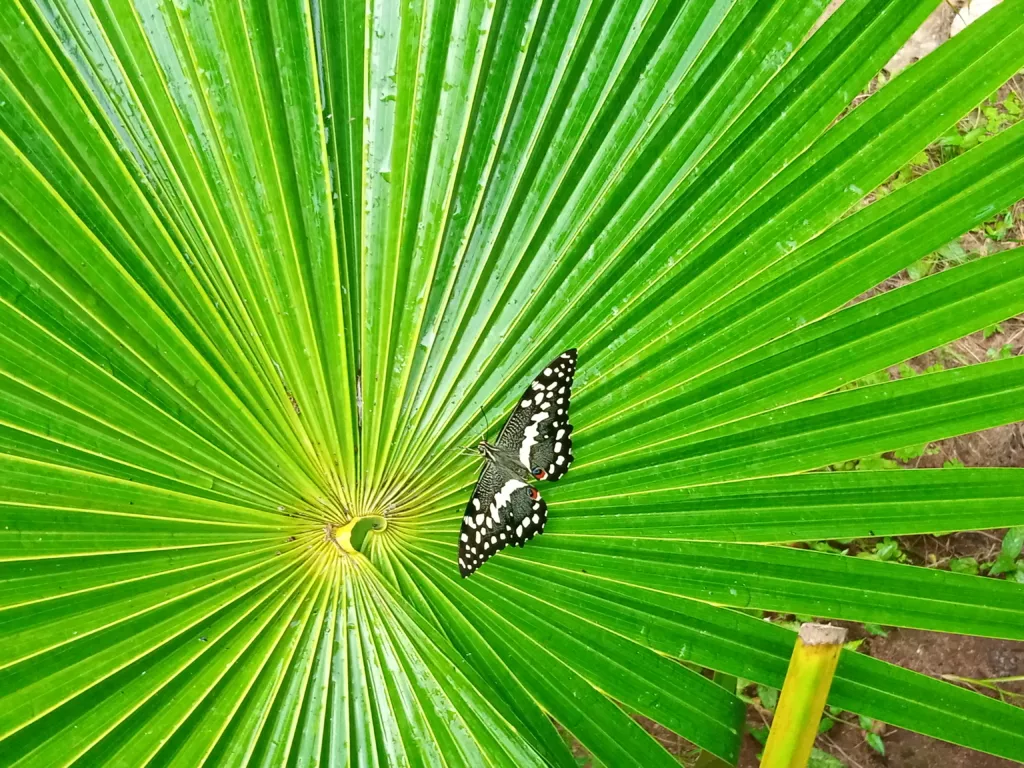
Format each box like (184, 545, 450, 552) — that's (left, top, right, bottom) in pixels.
(477, 403, 491, 444)
(455, 404, 490, 455)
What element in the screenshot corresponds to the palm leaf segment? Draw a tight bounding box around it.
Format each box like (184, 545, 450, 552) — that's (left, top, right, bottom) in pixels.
(1, 0, 1024, 764)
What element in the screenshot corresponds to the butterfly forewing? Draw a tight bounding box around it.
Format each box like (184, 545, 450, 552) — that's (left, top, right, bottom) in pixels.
(496, 349, 576, 480)
(458, 462, 547, 577)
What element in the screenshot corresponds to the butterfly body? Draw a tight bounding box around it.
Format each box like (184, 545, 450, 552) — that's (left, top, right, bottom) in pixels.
(475, 442, 533, 479)
(459, 349, 577, 577)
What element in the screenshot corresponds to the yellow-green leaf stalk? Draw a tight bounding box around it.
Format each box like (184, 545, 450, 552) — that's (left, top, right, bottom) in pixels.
(761, 623, 848, 767)
(327, 515, 387, 555)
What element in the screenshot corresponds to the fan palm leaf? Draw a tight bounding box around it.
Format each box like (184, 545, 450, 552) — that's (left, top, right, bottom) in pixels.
(1, 0, 1024, 764)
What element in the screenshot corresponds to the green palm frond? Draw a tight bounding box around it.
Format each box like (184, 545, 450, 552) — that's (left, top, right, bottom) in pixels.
(2, 0, 1024, 764)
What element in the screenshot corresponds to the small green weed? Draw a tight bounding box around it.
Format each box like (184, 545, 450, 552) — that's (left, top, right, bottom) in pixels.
(862, 623, 889, 637)
(988, 527, 1024, 583)
(986, 343, 1014, 361)
(858, 715, 886, 756)
(856, 537, 908, 563)
(949, 556, 980, 575)
(906, 239, 975, 281)
(938, 90, 1024, 157)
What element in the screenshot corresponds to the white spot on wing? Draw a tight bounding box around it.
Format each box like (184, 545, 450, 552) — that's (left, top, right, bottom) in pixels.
(491, 478, 525, 516)
(519, 413, 547, 467)
(556, 429, 565, 439)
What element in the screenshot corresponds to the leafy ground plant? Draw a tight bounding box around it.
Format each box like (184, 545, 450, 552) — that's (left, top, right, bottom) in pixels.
(2, 0, 1024, 765)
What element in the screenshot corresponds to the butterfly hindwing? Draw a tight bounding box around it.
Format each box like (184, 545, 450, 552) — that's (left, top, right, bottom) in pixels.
(458, 462, 548, 577)
(495, 348, 576, 480)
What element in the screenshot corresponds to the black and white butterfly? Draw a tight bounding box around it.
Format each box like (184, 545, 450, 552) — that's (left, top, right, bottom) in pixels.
(459, 349, 577, 577)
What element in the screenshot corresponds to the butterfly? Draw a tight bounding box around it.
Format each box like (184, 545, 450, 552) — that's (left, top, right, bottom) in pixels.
(458, 349, 577, 577)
